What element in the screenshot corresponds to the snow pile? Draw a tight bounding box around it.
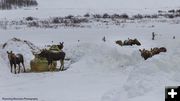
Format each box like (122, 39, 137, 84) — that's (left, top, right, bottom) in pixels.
(0, 34, 179, 101)
(101, 41, 180, 101)
(1, 37, 40, 69)
(65, 42, 143, 72)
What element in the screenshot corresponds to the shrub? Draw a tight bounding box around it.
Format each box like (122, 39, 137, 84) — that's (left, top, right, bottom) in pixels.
(176, 9, 180, 13)
(168, 9, 175, 13)
(111, 14, 120, 18)
(28, 21, 39, 27)
(52, 17, 60, 23)
(119, 14, 129, 19)
(93, 14, 102, 18)
(133, 14, 143, 19)
(26, 16, 34, 21)
(84, 13, 90, 17)
(167, 14, 174, 18)
(65, 15, 74, 19)
(103, 13, 111, 18)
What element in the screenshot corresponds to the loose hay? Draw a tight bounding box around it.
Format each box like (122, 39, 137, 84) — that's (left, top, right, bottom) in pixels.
(49, 45, 61, 51)
(30, 57, 57, 72)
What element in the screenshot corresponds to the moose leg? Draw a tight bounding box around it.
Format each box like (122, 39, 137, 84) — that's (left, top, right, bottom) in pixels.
(62, 60, 64, 71)
(22, 62, 26, 72)
(48, 61, 51, 71)
(50, 63, 53, 71)
(51, 63, 54, 71)
(10, 63, 13, 73)
(60, 60, 64, 71)
(18, 64, 20, 73)
(48, 64, 50, 71)
(14, 64, 16, 74)
(49, 60, 54, 71)
(59, 60, 62, 71)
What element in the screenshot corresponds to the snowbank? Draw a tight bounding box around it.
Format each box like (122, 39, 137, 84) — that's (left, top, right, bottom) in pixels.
(101, 40, 180, 101)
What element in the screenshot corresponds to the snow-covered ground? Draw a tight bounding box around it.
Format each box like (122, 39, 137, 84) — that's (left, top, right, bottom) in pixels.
(0, 0, 180, 101)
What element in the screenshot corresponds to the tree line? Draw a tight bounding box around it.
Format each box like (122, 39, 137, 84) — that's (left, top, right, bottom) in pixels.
(0, 0, 38, 9)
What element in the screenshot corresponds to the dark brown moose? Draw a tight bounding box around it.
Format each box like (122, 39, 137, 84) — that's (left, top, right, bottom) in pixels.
(7, 51, 26, 74)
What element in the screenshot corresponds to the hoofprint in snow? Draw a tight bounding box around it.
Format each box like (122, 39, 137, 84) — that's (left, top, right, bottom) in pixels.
(1, 0, 180, 101)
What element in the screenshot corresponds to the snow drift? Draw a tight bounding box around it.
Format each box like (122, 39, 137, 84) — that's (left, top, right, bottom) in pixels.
(65, 42, 143, 72)
(1, 37, 40, 70)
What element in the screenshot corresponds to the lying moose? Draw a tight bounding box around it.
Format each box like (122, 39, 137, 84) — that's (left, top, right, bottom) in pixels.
(139, 47, 167, 60)
(116, 38, 141, 46)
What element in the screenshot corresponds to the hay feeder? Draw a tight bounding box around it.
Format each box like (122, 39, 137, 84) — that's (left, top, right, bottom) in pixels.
(30, 56, 57, 72)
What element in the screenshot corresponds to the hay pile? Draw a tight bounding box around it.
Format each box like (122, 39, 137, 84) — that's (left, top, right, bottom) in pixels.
(30, 56, 57, 72)
(30, 45, 62, 72)
(49, 45, 61, 52)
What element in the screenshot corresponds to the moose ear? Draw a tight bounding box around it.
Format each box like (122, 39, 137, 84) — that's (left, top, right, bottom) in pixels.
(10, 51, 12, 53)
(139, 49, 142, 52)
(60, 42, 63, 44)
(62, 42, 64, 44)
(7, 51, 9, 54)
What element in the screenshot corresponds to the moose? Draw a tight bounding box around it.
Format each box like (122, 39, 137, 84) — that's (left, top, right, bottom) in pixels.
(7, 51, 26, 74)
(57, 42, 64, 50)
(139, 49, 153, 60)
(38, 42, 65, 71)
(116, 38, 141, 46)
(38, 49, 66, 71)
(139, 47, 167, 60)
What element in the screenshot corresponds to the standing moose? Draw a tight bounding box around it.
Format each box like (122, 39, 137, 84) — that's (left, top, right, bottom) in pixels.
(38, 42, 65, 71)
(7, 51, 26, 74)
(57, 42, 64, 50)
(38, 49, 66, 71)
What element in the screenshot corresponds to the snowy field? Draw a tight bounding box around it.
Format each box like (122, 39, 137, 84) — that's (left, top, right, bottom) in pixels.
(0, 0, 180, 101)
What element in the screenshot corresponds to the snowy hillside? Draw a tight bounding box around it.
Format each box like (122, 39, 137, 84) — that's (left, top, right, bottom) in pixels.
(0, 0, 180, 101)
